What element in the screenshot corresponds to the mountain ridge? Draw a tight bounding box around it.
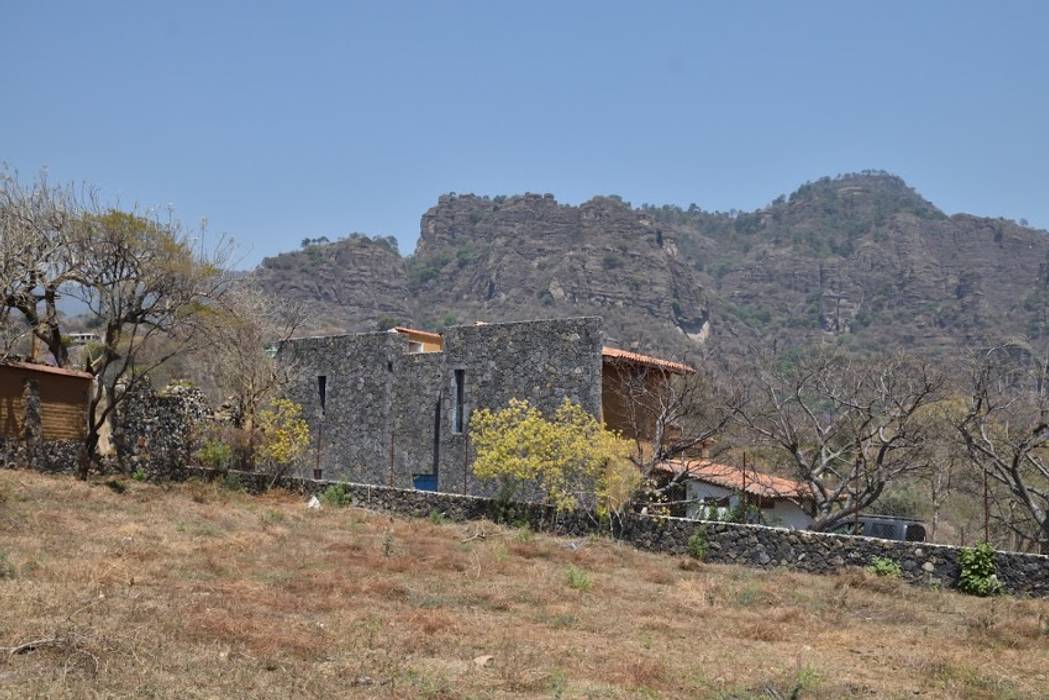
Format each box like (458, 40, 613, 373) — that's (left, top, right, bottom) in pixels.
(253, 172, 1049, 358)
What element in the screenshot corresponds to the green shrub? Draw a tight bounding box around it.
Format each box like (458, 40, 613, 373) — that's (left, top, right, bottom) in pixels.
(868, 556, 902, 578)
(687, 528, 709, 561)
(513, 525, 534, 543)
(104, 479, 127, 494)
(319, 483, 351, 508)
(221, 473, 243, 492)
(131, 468, 147, 482)
(958, 543, 1003, 597)
(566, 565, 591, 592)
(196, 439, 233, 470)
(428, 509, 447, 525)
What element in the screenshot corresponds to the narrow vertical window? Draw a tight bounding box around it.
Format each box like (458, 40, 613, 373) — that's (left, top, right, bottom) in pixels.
(432, 399, 442, 473)
(317, 375, 327, 415)
(452, 369, 465, 433)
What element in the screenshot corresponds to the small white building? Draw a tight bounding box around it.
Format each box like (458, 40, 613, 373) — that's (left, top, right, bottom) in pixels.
(663, 460, 814, 530)
(66, 332, 100, 346)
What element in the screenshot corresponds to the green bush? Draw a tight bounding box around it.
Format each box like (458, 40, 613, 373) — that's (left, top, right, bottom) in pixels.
(196, 439, 233, 470)
(428, 509, 447, 525)
(958, 543, 1003, 597)
(566, 565, 591, 592)
(687, 528, 709, 561)
(221, 473, 243, 492)
(319, 483, 351, 508)
(131, 468, 147, 482)
(868, 556, 902, 578)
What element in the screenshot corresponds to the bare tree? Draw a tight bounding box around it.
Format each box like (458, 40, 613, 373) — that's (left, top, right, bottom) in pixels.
(191, 282, 311, 469)
(957, 342, 1049, 553)
(732, 349, 941, 531)
(603, 355, 737, 503)
(0, 168, 78, 366)
(2, 168, 230, 476)
(67, 210, 229, 477)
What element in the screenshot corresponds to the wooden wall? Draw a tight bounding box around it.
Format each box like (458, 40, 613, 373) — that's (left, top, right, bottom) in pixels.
(0, 365, 90, 440)
(601, 362, 670, 442)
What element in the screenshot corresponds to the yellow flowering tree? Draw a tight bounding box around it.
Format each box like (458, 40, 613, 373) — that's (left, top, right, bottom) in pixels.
(258, 398, 311, 478)
(470, 398, 637, 514)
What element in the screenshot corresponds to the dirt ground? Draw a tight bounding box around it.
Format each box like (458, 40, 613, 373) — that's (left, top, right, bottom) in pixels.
(1, 469, 1047, 699)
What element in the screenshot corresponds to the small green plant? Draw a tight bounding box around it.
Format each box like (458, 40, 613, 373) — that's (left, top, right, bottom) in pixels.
(513, 524, 534, 543)
(221, 472, 243, 492)
(131, 468, 147, 482)
(687, 528, 709, 561)
(259, 509, 285, 525)
(196, 439, 233, 470)
(736, 583, 760, 606)
(319, 483, 351, 508)
(104, 478, 127, 494)
(958, 543, 1003, 596)
(428, 509, 447, 525)
(868, 556, 902, 578)
(566, 565, 592, 592)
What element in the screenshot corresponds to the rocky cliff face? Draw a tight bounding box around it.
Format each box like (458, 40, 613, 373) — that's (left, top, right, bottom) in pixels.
(253, 173, 1049, 358)
(253, 235, 412, 334)
(409, 193, 710, 352)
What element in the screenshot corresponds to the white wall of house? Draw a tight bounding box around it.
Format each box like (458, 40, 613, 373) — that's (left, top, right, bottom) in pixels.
(685, 479, 813, 530)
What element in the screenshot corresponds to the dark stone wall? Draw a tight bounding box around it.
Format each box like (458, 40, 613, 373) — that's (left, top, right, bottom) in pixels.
(179, 466, 1049, 597)
(113, 383, 212, 477)
(0, 436, 81, 473)
(278, 317, 604, 497)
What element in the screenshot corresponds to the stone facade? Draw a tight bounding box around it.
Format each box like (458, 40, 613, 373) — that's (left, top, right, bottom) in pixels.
(180, 466, 1049, 597)
(0, 436, 82, 474)
(113, 383, 212, 477)
(279, 317, 603, 497)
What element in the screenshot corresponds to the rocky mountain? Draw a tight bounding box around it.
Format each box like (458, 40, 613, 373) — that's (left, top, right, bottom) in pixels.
(254, 172, 1049, 359)
(254, 234, 411, 335)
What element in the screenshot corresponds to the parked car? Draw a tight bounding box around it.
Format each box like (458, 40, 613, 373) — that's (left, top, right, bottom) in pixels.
(830, 514, 927, 542)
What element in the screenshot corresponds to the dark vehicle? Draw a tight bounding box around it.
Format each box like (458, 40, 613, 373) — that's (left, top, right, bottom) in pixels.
(831, 514, 926, 542)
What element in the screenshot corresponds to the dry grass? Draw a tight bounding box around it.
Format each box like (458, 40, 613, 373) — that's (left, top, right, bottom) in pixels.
(1, 470, 1048, 699)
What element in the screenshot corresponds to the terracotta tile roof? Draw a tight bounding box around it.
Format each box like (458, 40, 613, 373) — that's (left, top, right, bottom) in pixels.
(601, 346, 695, 375)
(1, 360, 93, 381)
(391, 326, 444, 343)
(658, 459, 811, 500)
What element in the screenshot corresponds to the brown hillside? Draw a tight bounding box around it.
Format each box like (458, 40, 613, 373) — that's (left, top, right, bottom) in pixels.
(1, 470, 1048, 698)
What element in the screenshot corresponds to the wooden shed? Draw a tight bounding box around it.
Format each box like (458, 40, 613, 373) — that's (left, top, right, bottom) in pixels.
(0, 361, 93, 441)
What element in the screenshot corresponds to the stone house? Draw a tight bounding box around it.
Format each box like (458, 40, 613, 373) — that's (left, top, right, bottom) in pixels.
(277, 317, 693, 497)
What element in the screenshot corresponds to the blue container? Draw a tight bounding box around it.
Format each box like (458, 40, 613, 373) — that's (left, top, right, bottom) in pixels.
(413, 474, 438, 492)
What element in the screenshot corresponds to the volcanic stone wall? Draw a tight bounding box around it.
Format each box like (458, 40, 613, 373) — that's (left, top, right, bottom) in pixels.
(278, 317, 604, 497)
(113, 383, 212, 476)
(181, 465, 1049, 597)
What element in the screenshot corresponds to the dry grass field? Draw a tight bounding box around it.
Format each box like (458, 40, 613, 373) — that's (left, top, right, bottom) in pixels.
(1, 470, 1048, 699)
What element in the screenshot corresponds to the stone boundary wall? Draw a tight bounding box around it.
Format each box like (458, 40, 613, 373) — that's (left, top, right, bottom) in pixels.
(180, 466, 1049, 597)
(114, 384, 212, 476)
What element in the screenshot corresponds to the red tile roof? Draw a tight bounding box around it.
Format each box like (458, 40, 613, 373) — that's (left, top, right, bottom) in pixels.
(601, 346, 695, 375)
(391, 326, 444, 343)
(658, 459, 812, 500)
(1, 360, 93, 381)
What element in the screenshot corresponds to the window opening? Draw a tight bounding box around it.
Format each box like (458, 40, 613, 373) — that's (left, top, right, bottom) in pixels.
(452, 369, 465, 433)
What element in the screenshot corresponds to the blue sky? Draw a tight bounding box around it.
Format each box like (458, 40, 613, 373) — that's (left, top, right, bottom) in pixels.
(2, 1, 1047, 268)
